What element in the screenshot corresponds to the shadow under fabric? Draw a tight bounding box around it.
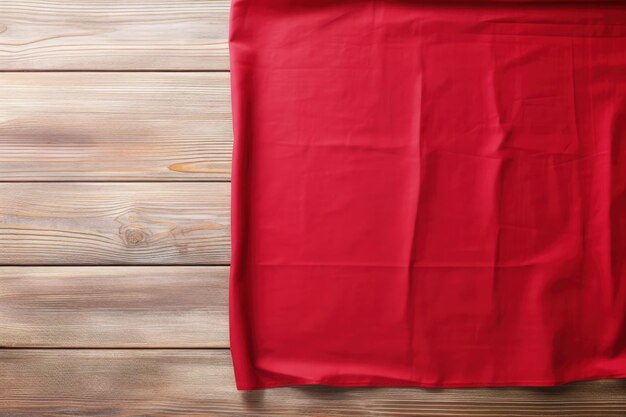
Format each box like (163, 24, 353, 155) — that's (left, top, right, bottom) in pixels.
(228, 0, 626, 390)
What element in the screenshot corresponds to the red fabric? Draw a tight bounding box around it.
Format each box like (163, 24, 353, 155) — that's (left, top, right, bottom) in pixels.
(228, 0, 626, 390)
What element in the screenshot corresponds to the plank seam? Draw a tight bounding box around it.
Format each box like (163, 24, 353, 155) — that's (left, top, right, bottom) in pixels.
(0, 347, 231, 350)
(0, 69, 230, 73)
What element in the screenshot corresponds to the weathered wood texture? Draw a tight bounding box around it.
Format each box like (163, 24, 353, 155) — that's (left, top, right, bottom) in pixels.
(2, 349, 626, 417)
(0, 0, 230, 70)
(0, 72, 232, 181)
(0, 183, 230, 265)
(0, 267, 229, 347)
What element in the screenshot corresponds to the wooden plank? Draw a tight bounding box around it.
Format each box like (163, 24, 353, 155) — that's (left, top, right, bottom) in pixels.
(0, 72, 232, 181)
(0, 266, 229, 347)
(2, 349, 626, 416)
(0, 183, 230, 265)
(0, 0, 230, 70)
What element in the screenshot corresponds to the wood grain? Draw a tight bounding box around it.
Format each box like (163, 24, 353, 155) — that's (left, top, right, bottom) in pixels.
(0, 72, 232, 181)
(0, 0, 230, 70)
(0, 266, 229, 348)
(0, 183, 230, 265)
(2, 349, 626, 416)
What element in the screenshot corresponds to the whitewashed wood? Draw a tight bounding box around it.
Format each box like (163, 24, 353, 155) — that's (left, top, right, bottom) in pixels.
(3, 349, 626, 416)
(0, 72, 232, 180)
(0, 266, 229, 347)
(0, 182, 231, 264)
(0, 0, 230, 70)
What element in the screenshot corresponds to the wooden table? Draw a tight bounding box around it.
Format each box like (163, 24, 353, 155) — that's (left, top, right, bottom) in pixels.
(1, 1, 625, 415)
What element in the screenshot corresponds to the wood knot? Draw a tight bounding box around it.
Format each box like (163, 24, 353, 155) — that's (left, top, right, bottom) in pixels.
(123, 228, 148, 246)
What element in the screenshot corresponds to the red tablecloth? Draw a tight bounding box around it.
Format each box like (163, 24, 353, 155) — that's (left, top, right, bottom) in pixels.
(228, 0, 626, 390)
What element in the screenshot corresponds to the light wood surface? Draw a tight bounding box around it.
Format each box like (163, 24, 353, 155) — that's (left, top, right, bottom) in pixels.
(0, 182, 230, 264)
(0, 72, 232, 181)
(0, 266, 229, 348)
(3, 349, 626, 417)
(0, 0, 230, 70)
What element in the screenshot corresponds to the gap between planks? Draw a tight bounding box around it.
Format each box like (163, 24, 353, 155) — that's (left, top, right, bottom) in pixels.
(0, 264, 230, 267)
(0, 347, 231, 350)
(0, 70, 230, 73)
(0, 180, 233, 183)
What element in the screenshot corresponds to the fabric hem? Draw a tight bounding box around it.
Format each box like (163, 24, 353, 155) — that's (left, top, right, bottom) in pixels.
(236, 372, 626, 391)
